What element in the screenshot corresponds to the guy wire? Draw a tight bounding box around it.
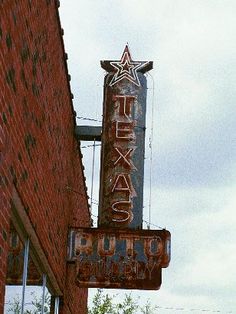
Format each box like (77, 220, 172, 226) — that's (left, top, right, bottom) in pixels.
(147, 72, 155, 229)
(90, 139, 96, 213)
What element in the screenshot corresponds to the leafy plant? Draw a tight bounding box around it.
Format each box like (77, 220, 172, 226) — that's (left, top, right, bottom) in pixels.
(89, 289, 157, 314)
(7, 292, 50, 314)
(88, 289, 115, 314)
(7, 289, 156, 313)
(7, 295, 21, 314)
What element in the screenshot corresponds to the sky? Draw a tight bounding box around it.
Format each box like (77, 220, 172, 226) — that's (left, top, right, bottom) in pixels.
(59, 1, 236, 313)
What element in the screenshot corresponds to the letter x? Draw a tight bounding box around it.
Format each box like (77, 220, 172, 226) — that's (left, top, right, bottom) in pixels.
(114, 147, 137, 170)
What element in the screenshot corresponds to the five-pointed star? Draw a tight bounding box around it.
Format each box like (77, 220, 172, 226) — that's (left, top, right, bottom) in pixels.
(101, 45, 152, 87)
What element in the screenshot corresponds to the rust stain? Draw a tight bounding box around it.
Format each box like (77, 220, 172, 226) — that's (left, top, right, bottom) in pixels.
(99, 46, 153, 229)
(69, 228, 170, 289)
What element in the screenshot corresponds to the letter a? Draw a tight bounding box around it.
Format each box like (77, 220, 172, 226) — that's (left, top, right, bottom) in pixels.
(112, 174, 131, 193)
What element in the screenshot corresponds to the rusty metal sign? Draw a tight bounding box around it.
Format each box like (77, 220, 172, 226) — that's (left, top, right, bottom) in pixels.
(68, 228, 170, 289)
(99, 46, 153, 229)
(70, 46, 171, 290)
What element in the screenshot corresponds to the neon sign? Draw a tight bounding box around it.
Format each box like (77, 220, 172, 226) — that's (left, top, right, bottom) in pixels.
(68, 46, 171, 290)
(99, 46, 153, 229)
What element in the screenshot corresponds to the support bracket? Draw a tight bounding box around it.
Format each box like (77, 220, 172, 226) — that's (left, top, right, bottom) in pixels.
(75, 125, 102, 141)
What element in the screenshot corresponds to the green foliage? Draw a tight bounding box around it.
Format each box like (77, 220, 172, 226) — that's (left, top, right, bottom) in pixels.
(116, 293, 138, 314)
(29, 292, 51, 313)
(140, 299, 158, 314)
(89, 289, 157, 314)
(8, 288, 156, 313)
(88, 289, 115, 314)
(7, 292, 50, 314)
(7, 295, 21, 314)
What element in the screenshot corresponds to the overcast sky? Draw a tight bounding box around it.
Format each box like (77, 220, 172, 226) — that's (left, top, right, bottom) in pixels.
(59, 1, 236, 313)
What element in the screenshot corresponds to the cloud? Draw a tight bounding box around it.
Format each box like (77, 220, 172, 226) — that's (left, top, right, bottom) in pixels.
(59, 1, 236, 312)
(148, 186, 236, 304)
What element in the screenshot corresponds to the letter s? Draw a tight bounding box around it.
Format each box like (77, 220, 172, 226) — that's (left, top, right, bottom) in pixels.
(111, 201, 133, 223)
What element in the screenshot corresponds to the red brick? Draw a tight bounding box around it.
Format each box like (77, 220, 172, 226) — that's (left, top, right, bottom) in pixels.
(0, 1, 90, 313)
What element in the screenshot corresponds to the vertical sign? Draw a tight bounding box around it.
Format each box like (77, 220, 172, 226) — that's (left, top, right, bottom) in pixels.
(99, 46, 153, 229)
(68, 46, 171, 290)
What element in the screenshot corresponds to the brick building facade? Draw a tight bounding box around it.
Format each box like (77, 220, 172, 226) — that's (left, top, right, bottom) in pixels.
(0, 1, 91, 312)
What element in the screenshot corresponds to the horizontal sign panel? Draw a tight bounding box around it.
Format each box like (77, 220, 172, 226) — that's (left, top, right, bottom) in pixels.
(68, 228, 171, 289)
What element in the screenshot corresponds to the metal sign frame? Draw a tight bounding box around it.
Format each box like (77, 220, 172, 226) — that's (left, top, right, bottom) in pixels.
(68, 228, 170, 289)
(98, 45, 153, 229)
(70, 46, 171, 290)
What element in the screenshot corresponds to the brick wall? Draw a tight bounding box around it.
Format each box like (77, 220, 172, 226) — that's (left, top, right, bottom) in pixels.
(0, 1, 90, 313)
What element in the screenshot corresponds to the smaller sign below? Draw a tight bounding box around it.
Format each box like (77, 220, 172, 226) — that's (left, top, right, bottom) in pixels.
(68, 228, 171, 290)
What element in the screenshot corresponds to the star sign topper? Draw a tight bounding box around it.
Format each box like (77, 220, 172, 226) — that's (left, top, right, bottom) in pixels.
(101, 45, 153, 87)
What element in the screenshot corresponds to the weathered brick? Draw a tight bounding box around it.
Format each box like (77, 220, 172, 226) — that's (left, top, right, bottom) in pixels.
(0, 1, 90, 313)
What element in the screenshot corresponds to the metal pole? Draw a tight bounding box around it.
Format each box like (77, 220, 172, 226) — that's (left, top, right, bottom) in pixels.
(90, 138, 96, 213)
(41, 274, 47, 314)
(21, 238, 30, 314)
(54, 297, 60, 314)
(148, 72, 155, 230)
